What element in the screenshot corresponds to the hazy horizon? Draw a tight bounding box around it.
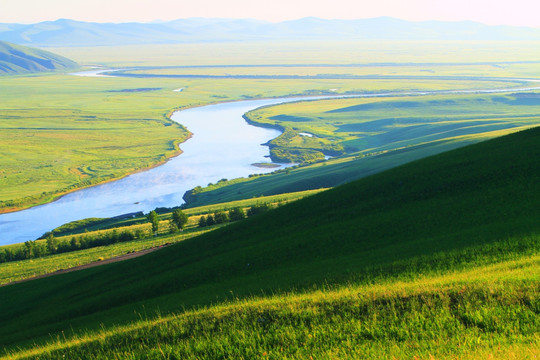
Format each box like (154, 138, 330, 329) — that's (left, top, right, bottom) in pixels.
(3, 0, 540, 28)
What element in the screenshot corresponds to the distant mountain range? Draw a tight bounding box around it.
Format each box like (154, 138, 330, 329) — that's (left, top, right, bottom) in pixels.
(0, 41, 78, 74)
(1, 17, 540, 46)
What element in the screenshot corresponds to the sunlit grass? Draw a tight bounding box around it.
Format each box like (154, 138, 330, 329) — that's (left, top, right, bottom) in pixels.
(5, 253, 539, 359)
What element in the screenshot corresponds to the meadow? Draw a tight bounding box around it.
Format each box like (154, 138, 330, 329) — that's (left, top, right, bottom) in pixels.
(2, 41, 540, 212)
(1, 125, 539, 356)
(2, 72, 498, 213)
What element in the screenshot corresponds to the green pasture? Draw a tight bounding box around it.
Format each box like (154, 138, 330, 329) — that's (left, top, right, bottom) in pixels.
(1, 124, 540, 356)
(0, 73, 391, 211)
(185, 92, 540, 206)
(248, 92, 540, 157)
(3, 40, 540, 212)
(119, 62, 540, 82)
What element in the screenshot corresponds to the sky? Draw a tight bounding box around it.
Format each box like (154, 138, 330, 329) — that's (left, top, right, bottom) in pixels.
(2, 0, 540, 28)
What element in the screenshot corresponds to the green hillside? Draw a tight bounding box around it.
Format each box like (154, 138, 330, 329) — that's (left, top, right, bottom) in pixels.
(186, 92, 540, 208)
(0, 41, 78, 75)
(2, 126, 540, 356)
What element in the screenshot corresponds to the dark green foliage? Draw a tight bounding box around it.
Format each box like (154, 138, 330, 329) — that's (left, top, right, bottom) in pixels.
(205, 214, 215, 226)
(46, 234, 57, 253)
(270, 147, 325, 163)
(2, 127, 540, 348)
(213, 211, 228, 224)
(168, 219, 179, 234)
(228, 207, 245, 221)
(198, 216, 207, 228)
(266, 127, 343, 163)
(247, 203, 271, 216)
(0, 230, 137, 264)
(147, 211, 160, 235)
(172, 209, 188, 231)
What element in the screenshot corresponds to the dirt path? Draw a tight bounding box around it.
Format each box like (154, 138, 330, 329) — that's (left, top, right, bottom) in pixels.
(1, 244, 171, 287)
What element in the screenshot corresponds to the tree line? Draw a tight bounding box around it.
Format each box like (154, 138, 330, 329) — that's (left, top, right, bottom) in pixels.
(0, 203, 276, 264)
(0, 228, 142, 264)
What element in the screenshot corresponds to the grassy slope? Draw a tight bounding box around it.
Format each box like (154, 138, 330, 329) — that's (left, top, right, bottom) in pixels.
(0, 189, 323, 285)
(186, 92, 540, 207)
(0, 41, 78, 75)
(1, 126, 540, 353)
(9, 256, 539, 359)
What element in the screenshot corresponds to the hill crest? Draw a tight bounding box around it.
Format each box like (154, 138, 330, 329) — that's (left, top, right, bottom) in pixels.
(1, 17, 540, 46)
(0, 40, 78, 75)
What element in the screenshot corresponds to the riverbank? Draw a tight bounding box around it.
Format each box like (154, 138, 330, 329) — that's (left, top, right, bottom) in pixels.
(0, 135, 189, 215)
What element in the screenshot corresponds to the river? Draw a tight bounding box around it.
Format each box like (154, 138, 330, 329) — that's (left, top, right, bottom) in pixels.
(2, 72, 540, 245)
(0, 98, 305, 245)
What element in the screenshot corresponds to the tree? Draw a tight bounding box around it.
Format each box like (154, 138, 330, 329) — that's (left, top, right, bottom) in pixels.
(213, 211, 229, 224)
(172, 209, 189, 231)
(147, 210, 160, 235)
(228, 207, 245, 221)
(247, 203, 271, 217)
(46, 233, 57, 254)
(206, 214, 215, 226)
(168, 219, 179, 234)
(23, 241, 35, 259)
(198, 215, 207, 228)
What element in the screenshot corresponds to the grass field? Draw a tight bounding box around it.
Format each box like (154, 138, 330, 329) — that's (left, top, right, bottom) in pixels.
(2, 74, 529, 213)
(0, 189, 323, 284)
(184, 92, 540, 207)
(6, 254, 539, 359)
(3, 41, 540, 212)
(1, 41, 537, 358)
(1, 125, 539, 356)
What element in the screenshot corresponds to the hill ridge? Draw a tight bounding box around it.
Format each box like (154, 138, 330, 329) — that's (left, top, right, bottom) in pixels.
(0, 40, 78, 74)
(2, 17, 540, 46)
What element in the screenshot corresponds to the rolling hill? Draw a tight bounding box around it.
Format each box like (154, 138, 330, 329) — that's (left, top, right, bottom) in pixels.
(0, 41, 78, 75)
(1, 124, 539, 357)
(1, 17, 540, 46)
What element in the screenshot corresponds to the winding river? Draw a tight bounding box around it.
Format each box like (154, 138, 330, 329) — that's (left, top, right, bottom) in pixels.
(0, 98, 303, 245)
(2, 72, 540, 245)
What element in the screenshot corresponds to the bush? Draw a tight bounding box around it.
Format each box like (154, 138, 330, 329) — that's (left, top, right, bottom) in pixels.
(228, 207, 246, 221)
(247, 203, 271, 217)
(198, 216, 207, 228)
(213, 211, 229, 224)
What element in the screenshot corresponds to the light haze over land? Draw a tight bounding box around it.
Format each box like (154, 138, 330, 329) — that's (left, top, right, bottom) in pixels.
(2, 0, 540, 27)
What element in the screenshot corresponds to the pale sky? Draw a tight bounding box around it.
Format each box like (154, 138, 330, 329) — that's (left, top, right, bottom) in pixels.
(2, 0, 540, 28)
